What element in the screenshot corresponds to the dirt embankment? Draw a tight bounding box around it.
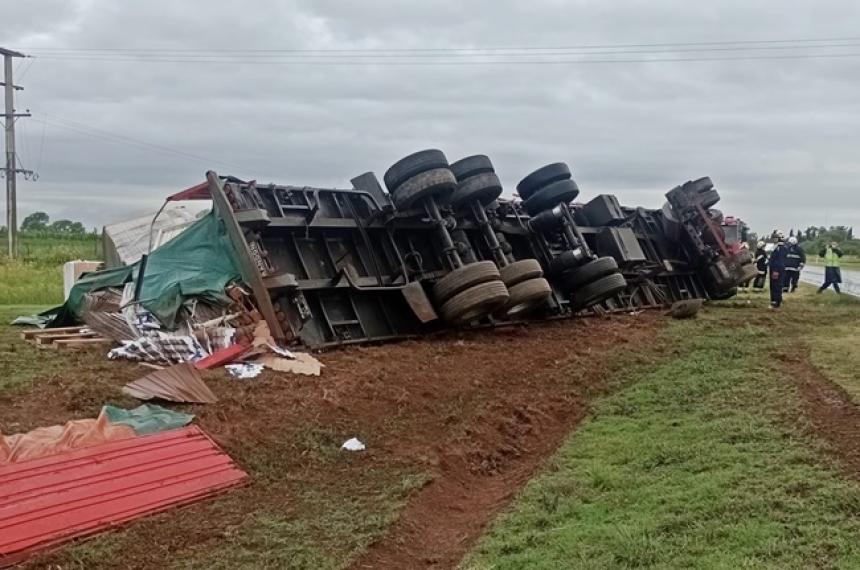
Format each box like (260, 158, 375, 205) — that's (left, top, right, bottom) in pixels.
(10, 313, 663, 569)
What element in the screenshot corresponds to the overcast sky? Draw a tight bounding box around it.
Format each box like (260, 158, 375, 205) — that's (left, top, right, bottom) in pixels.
(3, 0, 859, 233)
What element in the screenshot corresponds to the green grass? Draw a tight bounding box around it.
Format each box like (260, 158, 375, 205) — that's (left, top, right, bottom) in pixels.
(0, 234, 102, 305)
(465, 289, 860, 569)
(0, 305, 66, 393)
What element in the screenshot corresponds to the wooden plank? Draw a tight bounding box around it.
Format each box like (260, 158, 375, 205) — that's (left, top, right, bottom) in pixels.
(21, 326, 86, 340)
(51, 338, 112, 350)
(34, 332, 98, 346)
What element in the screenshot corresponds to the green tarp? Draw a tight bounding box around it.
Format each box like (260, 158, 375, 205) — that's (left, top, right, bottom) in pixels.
(52, 210, 242, 329)
(102, 404, 194, 435)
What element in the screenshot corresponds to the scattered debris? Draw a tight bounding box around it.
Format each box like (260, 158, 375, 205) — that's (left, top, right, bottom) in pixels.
(666, 299, 704, 319)
(0, 426, 247, 567)
(341, 437, 366, 452)
(102, 404, 194, 435)
(21, 326, 111, 350)
(1, 412, 134, 465)
(195, 343, 250, 370)
(123, 362, 218, 404)
(256, 352, 323, 377)
(109, 331, 206, 364)
(225, 363, 264, 379)
(0, 404, 193, 465)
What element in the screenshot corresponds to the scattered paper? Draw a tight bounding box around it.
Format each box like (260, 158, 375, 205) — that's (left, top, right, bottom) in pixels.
(266, 342, 295, 359)
(225, 363, 264, 379)
(341, 437, 365, 452)
(256, 352, 323, 376)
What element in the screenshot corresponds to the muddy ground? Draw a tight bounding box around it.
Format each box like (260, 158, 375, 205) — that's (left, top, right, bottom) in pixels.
(5, 312, 664, 569)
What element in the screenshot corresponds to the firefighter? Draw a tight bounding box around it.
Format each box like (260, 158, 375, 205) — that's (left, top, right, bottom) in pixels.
(752, 241, 768, 290)
(768, 232, 788, 308)
(817, 240, 844, 294)
(783, 236, 806, 293)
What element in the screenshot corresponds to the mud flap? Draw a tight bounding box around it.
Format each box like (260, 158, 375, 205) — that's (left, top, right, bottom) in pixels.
(402, 281, 438, 323)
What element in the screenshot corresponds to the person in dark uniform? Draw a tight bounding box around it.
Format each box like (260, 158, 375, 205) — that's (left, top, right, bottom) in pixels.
(783, 236, 806, 293)
(768, 232, 788, 308)
(752, 241, 768, 290)
(818, 241, 844, 294)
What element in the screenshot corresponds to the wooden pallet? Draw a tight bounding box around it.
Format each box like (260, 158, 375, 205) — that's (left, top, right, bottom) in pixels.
(22, 327, 113, 350)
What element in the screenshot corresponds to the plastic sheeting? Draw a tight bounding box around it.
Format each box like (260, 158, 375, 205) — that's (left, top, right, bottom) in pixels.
(0, 405, 195, 464)
(102, 404, 194, 435)
(0, 412, 135, 465)
(50, 210, 242, 330)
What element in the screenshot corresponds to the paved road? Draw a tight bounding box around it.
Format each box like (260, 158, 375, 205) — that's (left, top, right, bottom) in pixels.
(800, 265, 860, 297)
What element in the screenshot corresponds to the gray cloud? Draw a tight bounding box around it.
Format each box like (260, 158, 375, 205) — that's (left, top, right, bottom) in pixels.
(4, 0, 860, 234)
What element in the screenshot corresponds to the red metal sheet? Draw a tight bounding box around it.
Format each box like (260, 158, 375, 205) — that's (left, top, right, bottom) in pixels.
(166, 181, 210, 201)
(0, 426, 247, 567)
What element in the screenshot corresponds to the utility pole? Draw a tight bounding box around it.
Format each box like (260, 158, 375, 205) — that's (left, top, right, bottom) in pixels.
(1, 47, 31, 258)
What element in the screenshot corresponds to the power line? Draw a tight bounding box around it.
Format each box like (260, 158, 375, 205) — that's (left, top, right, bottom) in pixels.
(22, 34, 860, 53)
(28, 51, 860, 66)
(30, 113, 252, 173)
(27, 41, 860, 61)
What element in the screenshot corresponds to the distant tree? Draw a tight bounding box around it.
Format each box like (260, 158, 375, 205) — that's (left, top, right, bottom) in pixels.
(21, 211, 50, 232)
(49, 219, 86, 235)
(849, 227, 854, 240)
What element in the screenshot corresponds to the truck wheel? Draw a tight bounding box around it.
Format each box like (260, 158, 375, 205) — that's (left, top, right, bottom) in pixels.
(441, 280, 509, 324)
(562, 257, 619, 290)
(450, 155, 495, 181)
(499, 259, 544, 287)
(433, 261, 501, 304)
(505, 277, 552, 317)
(700, 189, 720, 208)
(523, 179, 580, 216)
(384, 149, 449, 192)
(516, 162, 571, 200)
(685, 176, 713, 193)
(571, 273, 627, 309)
(391, 168, 457, 210)
(449, 172, 503, 208)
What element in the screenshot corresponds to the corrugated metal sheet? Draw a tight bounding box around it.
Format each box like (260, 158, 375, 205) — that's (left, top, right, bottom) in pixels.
(123, 363, 218, 404)
(102, 205, 205, 267)
(0, 426, 247, 567)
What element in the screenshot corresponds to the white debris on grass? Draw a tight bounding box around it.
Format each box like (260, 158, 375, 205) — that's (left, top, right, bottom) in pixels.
(341, 437, 366, 452)
(225, 363, 264, 379)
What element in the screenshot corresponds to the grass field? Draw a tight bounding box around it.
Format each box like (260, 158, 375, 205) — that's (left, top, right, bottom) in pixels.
(0, 234, 101, 305)
(465, 288, 860, 569)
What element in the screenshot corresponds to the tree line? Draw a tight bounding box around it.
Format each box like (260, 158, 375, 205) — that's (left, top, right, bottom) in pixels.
(0, 211, 98, 238)
(775, 226, 858, 256)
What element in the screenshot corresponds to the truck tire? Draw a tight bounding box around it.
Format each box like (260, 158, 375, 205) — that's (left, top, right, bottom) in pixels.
(441, 280, 509, 324)
(516, 162, 571, 200)
(384, 149, 449, 192)
(433, 261, 501, 304)
(700, 189, 720, 209)
(523, 179, 580, 216)
(391, 168, 457, 210)
(571, 273, 627, 309)
(505, 277, 552, 317)
(686, 176, 713, 194)
(449, 172, 503, 208)
(450, 155, 495, 181)
(499, 259, 544, 287)
(548, 250, 583, 275)
(562, 257, 619, 290)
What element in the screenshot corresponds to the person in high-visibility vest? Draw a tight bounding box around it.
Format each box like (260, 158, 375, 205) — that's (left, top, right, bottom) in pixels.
(817, 241, 844, 294)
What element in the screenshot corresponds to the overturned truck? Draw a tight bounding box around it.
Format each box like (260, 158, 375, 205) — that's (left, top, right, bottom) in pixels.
(159, 150, 755, 349)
